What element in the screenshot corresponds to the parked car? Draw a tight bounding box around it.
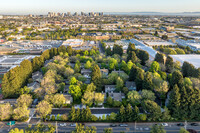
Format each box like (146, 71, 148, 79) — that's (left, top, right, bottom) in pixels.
(70, 123, 77, 127)
(60, 123, 67, 127)
(7, 121, 15, 126)
(119, 124, 128, 127)
(177, 123, 184, 126)
(144, 127, 150, 131)
(110, 124, 117, 127)
(191, 123, 199, 126)
(161, 123, 168, 127)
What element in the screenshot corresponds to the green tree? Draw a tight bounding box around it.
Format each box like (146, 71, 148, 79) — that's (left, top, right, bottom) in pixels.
(141, 90, 156, 101)
(106, 46, 112, 56)
(137, 50, 149, 65)
(16, 94, 33, 107)
(155, 53, 165, 64)
(91, 64, 101, 87)
(82, 91, 94, 106)
(127, 42, 136, 54)
(149, 61, 160, 73)
(118, 105, 126, 122)
(142, 100, 162, 121)
(113, 44, 123, 56)
(179, 128, 189, 133)
(127, 91, 141, 106)
(170, 71, 183, 88)
(116, 77, 124, 91)
(151, 125, 166, 133)
(0, 103, 13, 121)
(84, 60, 92, 69)
(182, 61, 195, 77)
(9, 128, 24, 133)
(52, 94, 66, 108)
(127, 51, 137, 63)
(69, 85, 82, 101)
(69, 107, 76, 122)
(94, 93, 104, 106)
(36, 100, 52, 120)
(143, 72, 154, 91)
(126, 104, 133, 122)
(104, 128, 113, 133)
(13, 106, 30, 121)
(107, 96, 113, 106)
(66, 46, 73, 56)
(165, 56, 174, 73)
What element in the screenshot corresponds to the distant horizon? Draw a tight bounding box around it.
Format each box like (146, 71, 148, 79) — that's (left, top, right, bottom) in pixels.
(1, 0, 200, 15)
(1, 11, 200, 16)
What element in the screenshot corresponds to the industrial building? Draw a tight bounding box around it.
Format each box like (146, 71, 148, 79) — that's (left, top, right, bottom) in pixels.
(170, 54, 200, 68)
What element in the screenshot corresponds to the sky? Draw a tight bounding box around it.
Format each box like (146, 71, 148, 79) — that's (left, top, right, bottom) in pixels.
(0, 0, 200, 15)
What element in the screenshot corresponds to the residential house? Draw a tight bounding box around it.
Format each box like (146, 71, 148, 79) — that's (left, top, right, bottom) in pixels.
(32, 71, 43, 83)
(108, 91, 125, 102)
(125, 81, 136, 91)
(81, 69, 92, 78)
(100, 69, 109, 76)
(105, 85, 116, 93)
(0, 99, 17, 106)
(27, 82, 40, 91)
(63, 94, 73, 104)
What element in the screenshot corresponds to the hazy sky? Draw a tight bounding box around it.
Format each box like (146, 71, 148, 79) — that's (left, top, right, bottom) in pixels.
(0, 0, 200, 15)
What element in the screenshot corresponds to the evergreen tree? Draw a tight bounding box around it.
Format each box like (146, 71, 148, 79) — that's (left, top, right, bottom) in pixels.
(168, 85, 181, 119)
(69, 107, 76, 122)
(127, 43, 136, 54)
(165, 56, 174, 73)
(67, 46, 73, 56)
(182, 61, 195, 77)
(143, 72, 153, 91)
(155, 53, 165, 64)
(106, 46, 112, 56)
(118, 105, 126, 122)
(127, 51, 137, 63)
(113, 44, 123, 56)
(126, 104, 133, 122)
(137, 50, 149, 65)
(135, 69, 144, 91)
(170, 71, 183, 88)
(91, 64, 101, 87)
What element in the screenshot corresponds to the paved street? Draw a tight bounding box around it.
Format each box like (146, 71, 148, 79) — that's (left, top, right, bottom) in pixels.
(1, 122, 200, 133)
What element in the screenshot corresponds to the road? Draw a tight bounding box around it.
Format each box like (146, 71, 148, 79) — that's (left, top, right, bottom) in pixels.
(1, 122, 200, 133)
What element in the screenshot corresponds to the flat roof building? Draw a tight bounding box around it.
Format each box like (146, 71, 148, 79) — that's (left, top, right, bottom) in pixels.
(170, 54, 200, 68)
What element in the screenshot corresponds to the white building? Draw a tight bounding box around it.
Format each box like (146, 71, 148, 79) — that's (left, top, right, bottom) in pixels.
(170, 54, 200, 68)
(130, 39, 157, 60)
(62, 39, 84, 47)
(176, 39, 200, 51)
(143, 40, 176, 47)
(0, 55, 37, 68)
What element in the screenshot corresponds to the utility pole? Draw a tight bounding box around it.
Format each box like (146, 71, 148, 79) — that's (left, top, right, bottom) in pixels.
(135, 121, 136, 133)
(184, 120, 187, 130)
(56, 121, 58, 133)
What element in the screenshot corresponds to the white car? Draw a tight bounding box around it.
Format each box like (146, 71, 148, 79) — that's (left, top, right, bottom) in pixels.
(119, 124, 128, 127)
(70, 123, 77, 127)
(144, 127, 150, 131)
(161, 123, 168, 127)
(60, 123, 67, 127)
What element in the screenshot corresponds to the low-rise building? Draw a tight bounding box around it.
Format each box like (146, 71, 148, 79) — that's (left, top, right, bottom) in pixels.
(125, 81, 136, 91)
(27, 82, 41, 91)
(105, 85, 116, 93)
(32, 71, 43, 83)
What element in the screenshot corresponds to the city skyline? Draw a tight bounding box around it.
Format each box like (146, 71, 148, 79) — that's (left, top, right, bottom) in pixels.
(0, 0, 200, 15)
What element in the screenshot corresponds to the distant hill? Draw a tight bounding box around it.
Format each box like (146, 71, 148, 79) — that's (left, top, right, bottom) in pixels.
(104, 12, 200, 16)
